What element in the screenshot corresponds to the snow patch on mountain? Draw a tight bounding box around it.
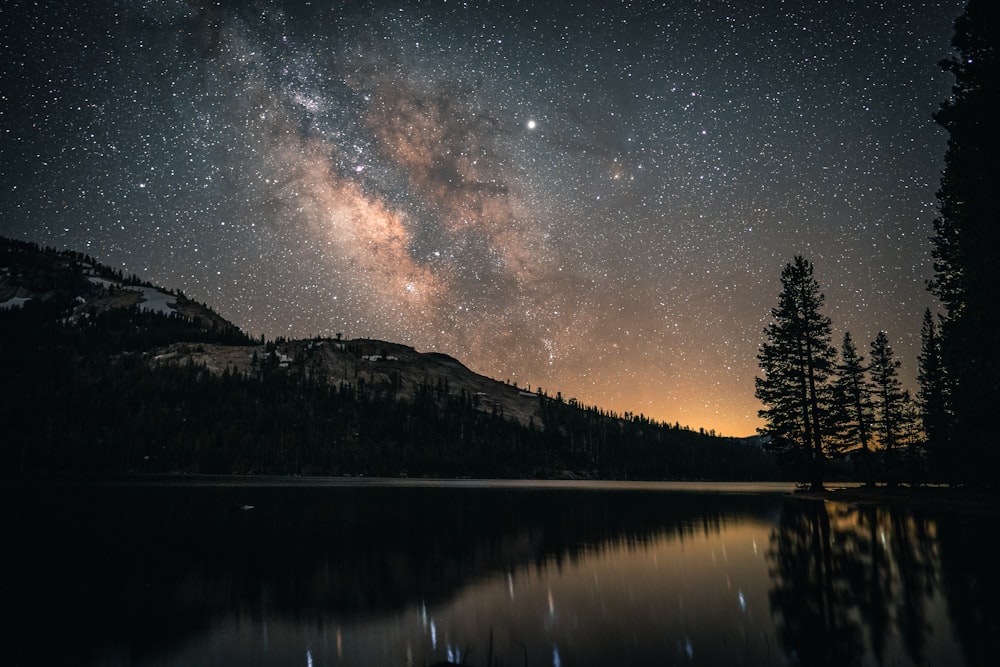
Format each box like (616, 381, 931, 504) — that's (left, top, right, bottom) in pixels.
(0, 296, 31, 310)
(127, 286, 177, 315)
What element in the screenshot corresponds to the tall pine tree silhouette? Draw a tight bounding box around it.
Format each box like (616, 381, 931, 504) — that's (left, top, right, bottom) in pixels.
(928, 0, 1000, 484)
(870, 331, 905, 485)
(831, 332, 874, 484)
(756, 256, 836, 489)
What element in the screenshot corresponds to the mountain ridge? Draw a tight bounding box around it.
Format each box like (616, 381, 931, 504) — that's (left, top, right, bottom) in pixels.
(0, 235, 777, 479)
(0, 234, 644, 429)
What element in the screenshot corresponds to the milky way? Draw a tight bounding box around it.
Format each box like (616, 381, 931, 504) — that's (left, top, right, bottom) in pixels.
(2, 0, 966, 435)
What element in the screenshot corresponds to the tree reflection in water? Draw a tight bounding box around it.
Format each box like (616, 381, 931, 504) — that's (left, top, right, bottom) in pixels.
(937, 514, 1000, 667)
(768, 499, 866, 665)
(5, 480, 998, 666)
(768, 497, 998, 667)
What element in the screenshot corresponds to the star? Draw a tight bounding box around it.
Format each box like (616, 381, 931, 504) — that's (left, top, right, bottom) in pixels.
(0, 0, 967, 436)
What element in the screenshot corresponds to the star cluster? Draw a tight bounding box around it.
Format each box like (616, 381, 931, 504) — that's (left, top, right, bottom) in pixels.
(1, 0, 965, 435)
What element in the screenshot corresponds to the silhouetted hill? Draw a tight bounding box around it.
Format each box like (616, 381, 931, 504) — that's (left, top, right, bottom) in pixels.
(0, 236, 779, 479)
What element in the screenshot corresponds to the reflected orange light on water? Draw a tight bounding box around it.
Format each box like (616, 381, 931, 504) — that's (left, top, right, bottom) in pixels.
(396, 520, 779, 666)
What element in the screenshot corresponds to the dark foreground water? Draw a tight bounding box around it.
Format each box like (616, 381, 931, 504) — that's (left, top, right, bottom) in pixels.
(3, 478, 997, 666)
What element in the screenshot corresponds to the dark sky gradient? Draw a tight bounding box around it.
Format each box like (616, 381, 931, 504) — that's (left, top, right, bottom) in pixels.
(2, 0, 965, 435)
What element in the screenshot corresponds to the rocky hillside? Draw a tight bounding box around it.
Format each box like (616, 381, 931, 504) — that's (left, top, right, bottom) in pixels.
(1, 235, 544, 426)
(154, 338, 546, 426)
(0, 235, 778, 479)
(0, 236, 237, 335)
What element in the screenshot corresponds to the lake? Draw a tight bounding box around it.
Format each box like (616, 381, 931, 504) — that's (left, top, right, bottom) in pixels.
(4, 478, 997, 666)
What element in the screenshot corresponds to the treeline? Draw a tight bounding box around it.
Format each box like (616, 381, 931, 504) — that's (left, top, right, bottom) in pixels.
(534, 391, 777, 480)
(2, 235, 779, 480)
(1, 236, 156, 291)
(756, 3, 999, 489)
(0, 301, 778, 480)
(755, 257, 933, 487)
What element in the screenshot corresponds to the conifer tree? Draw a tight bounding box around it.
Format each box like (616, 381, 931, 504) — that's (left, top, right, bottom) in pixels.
(898, 390, 924, 456)
(917, 308, 950, 478)
(928, 0, 1000, 483)
(831, 331, 874, 483)
(756, 256, 836, 489)
(870, 331, 905, 483)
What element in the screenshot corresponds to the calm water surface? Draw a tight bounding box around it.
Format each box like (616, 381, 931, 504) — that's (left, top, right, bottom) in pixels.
(4, 479, 997, 666)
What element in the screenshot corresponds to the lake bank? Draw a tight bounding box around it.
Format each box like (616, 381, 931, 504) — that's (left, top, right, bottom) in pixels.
(796, 484, 1000, 515)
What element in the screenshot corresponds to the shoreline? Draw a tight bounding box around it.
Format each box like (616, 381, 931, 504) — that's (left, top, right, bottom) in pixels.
(793, 484, 1000, 514)
(6, 473, 997, 513)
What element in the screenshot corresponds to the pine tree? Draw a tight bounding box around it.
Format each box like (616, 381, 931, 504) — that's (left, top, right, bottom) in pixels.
(917, 308, 950, 479)
(831, 332, 874, 483)
(898, 391, 923, 449)
(755, 256, 836, 489)
(928, 0, 1000, 484)
(898, 390, 925, 483)
(870, 331, 905, 484)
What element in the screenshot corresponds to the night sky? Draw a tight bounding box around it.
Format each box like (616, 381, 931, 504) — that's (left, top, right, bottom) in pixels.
(2, 0, 966, 436)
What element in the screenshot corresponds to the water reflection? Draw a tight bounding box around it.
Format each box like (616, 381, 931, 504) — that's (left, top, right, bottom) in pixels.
(3, 479, 996, 666)
(768, 497, 999, 667)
